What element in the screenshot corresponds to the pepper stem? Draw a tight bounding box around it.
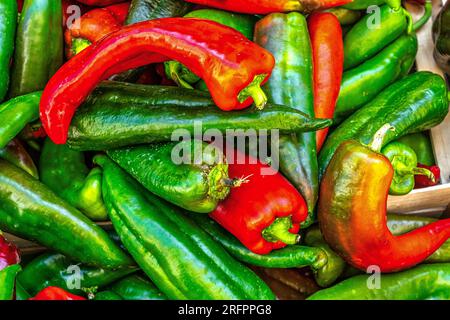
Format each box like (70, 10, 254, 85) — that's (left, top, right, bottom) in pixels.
(412, 167, 436, 183)
(262, 216, 300, 245)
(238, 74, 268, 110)
(385, 0, 402, 9)
(222, 174, 253, 188)
(413, 1, 432, 31)
(72, 38, 92, 57)
(368, 124, 395, 153)
(403, 8, 414, 34)
(208, 163, 231, 201)
(394, 162, 436, 183)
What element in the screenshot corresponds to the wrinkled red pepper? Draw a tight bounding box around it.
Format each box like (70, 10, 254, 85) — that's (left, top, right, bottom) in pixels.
(75, 0, 126, 6)
(40, 18, 275, 144)
(185, 0, 352, 14)
(29, 287, 86, 300)
(0, 234, 20, 271)
(210, 150, 308, 255)
(308, 12, 343, 152)
(64, 2, 130, 58)
(415, 164, 441, 188)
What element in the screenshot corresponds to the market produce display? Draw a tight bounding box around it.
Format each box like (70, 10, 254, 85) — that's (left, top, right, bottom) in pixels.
(0, 0, 449, 302)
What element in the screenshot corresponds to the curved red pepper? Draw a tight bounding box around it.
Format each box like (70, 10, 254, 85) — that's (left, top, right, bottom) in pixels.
(308, 12, 343, 152)
(0, 234, 20, 271)
(185, 0, 352, 14)
(40, 18, 275, 144)
(210, 151, 308, 255)
(76, 0, 126, 6)
(29, 287, 86, 300)
(64, 2, 130, 58)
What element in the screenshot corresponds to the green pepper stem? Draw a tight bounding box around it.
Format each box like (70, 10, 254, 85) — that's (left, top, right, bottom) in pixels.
(395, 162, 436, 183)
(404, 8, 414, 34)
(165, 61, 195, 90)
(413, 1, 432, 31)
(385, 0, 402, 10)
(238, 74, 268, 110)
(412, 167, 436, 183)
(262, 216, 300, 245)
(72, 38, 92, 57)
(368, 124, 395, 153)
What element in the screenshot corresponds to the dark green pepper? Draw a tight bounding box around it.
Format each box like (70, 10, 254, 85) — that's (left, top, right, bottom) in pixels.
(433, 0, 450, 74)
(319, 72, 449, 178)
(334, 34, 418, 124)
(381, 142, 435, 195)
(109, 275, 167, 300)
(0, 0, 17, 102)
(108, 141, 232, 214)
(0, 160, 133, 269)
(255, 13, 317, 227)
(0, 91, 41, 149)
(0, 138, 38, 179)
(18, 252, 138, 296)
(343, 4, 413, 70)
(96, 155, 275, 300)
(394, 132, 436, 166)
(308, 263, 450, 300)
(125, 0, 192, 25)
(92, 291, 123, 300)
(9, 0, 63, 97)
(0, 264, 21, 300)
(15, 281, 31, 300)
(191, 214, 328, 270)
(40, 138, 108, 221)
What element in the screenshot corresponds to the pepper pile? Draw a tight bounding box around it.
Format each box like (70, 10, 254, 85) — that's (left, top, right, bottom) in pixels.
(0, 0, 449, 301)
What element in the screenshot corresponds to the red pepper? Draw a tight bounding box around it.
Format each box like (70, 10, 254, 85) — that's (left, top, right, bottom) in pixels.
(184, 0, 352, 14)
(415, 163, 441, 188)
(17, 0, 23, 12)
(29, 287, 86, 300)
(210, 150, 308, 255)
(308, 12, 343, 152)
(64, 2, 130, 58)
(75, 0, 126, 6)
(40, 18, 275, 144)
(0, 234, 20, 271)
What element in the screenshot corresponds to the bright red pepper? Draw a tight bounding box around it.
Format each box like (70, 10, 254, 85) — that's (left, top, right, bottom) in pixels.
(308, 12, 343, 152)
(0, 234, 20, 271)
(209, 150, 308, 255)
(64, 2, 130, 58)
(40, 18, 275, 144)
(29, 287, 86, 300)
(185, 0, 352, 14)
(415, 164, 441, 188)
(17, 0, 23, 12)
(76, 0, 125, 6)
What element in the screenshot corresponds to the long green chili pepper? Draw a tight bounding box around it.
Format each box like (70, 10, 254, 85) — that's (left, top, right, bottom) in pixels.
(0, 0, 18, 102)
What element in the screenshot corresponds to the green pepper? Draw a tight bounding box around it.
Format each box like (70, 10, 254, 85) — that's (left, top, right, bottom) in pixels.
(254, 13, 317, 227)
(18, 252, 138, 296)
(324, 7, 361, 26)
(96, 155, 275, 300)
(109, 275, 167, 300)
(394, 132, 436, 166)
(0, 0, 18, 102)
(125, 0, 192, 25)
(0, 91, 41, 149)
(343, 4, 413, 70)
(15, 281, 31, 300)
(9, 0, 63, 97)
(0, 138, 38, 179)
(334, 34, 418, 124)
(433, 1, 450, 74)
(308, 263, 450, 300)
(191, 214, 328, 270)
(40, 138, 108, 221)
(92, 291, 123, 300)
(107, 141, 232, 214)
(0, 159, 133, 269)
(381, 142, 435, 195)
(343, 0, 399, 10)
(0, 264, 21, 300)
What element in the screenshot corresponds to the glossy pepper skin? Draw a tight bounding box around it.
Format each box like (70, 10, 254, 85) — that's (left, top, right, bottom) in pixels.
(125, 0, 192, 25)
(255, 13, 317, 227)
(18, 252, 137, 296)
(381, 142, 435, 195)
(309, 264, 450, 300)
(0, 264, 21, 300)
(40, 18, 275, 145)
(0, 1, 18, 102)
(0, 160, 133, 269)
(0, 138, 38, 179)
(0, 234, 20, 271)
(108, 275, 167, 300)
(96, 155, 275, 300)
(433, 1, 450, 74)
(308, 12, 343, 152)
(318, 125, 450, 273)
(395, 132, 435, 166)
(0, 92, 41, 149)
(184, 0, 352, 14)
(40, 138, 108, 221)
(30, 287, 86, 300)
(76, 0, 125, 6)
(210, 151, 308, 255)
(65, 2, 130, 59)
(9, 0, 63, 98)
(334, 34, 418, 124)
(191, 214, 328, 269)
